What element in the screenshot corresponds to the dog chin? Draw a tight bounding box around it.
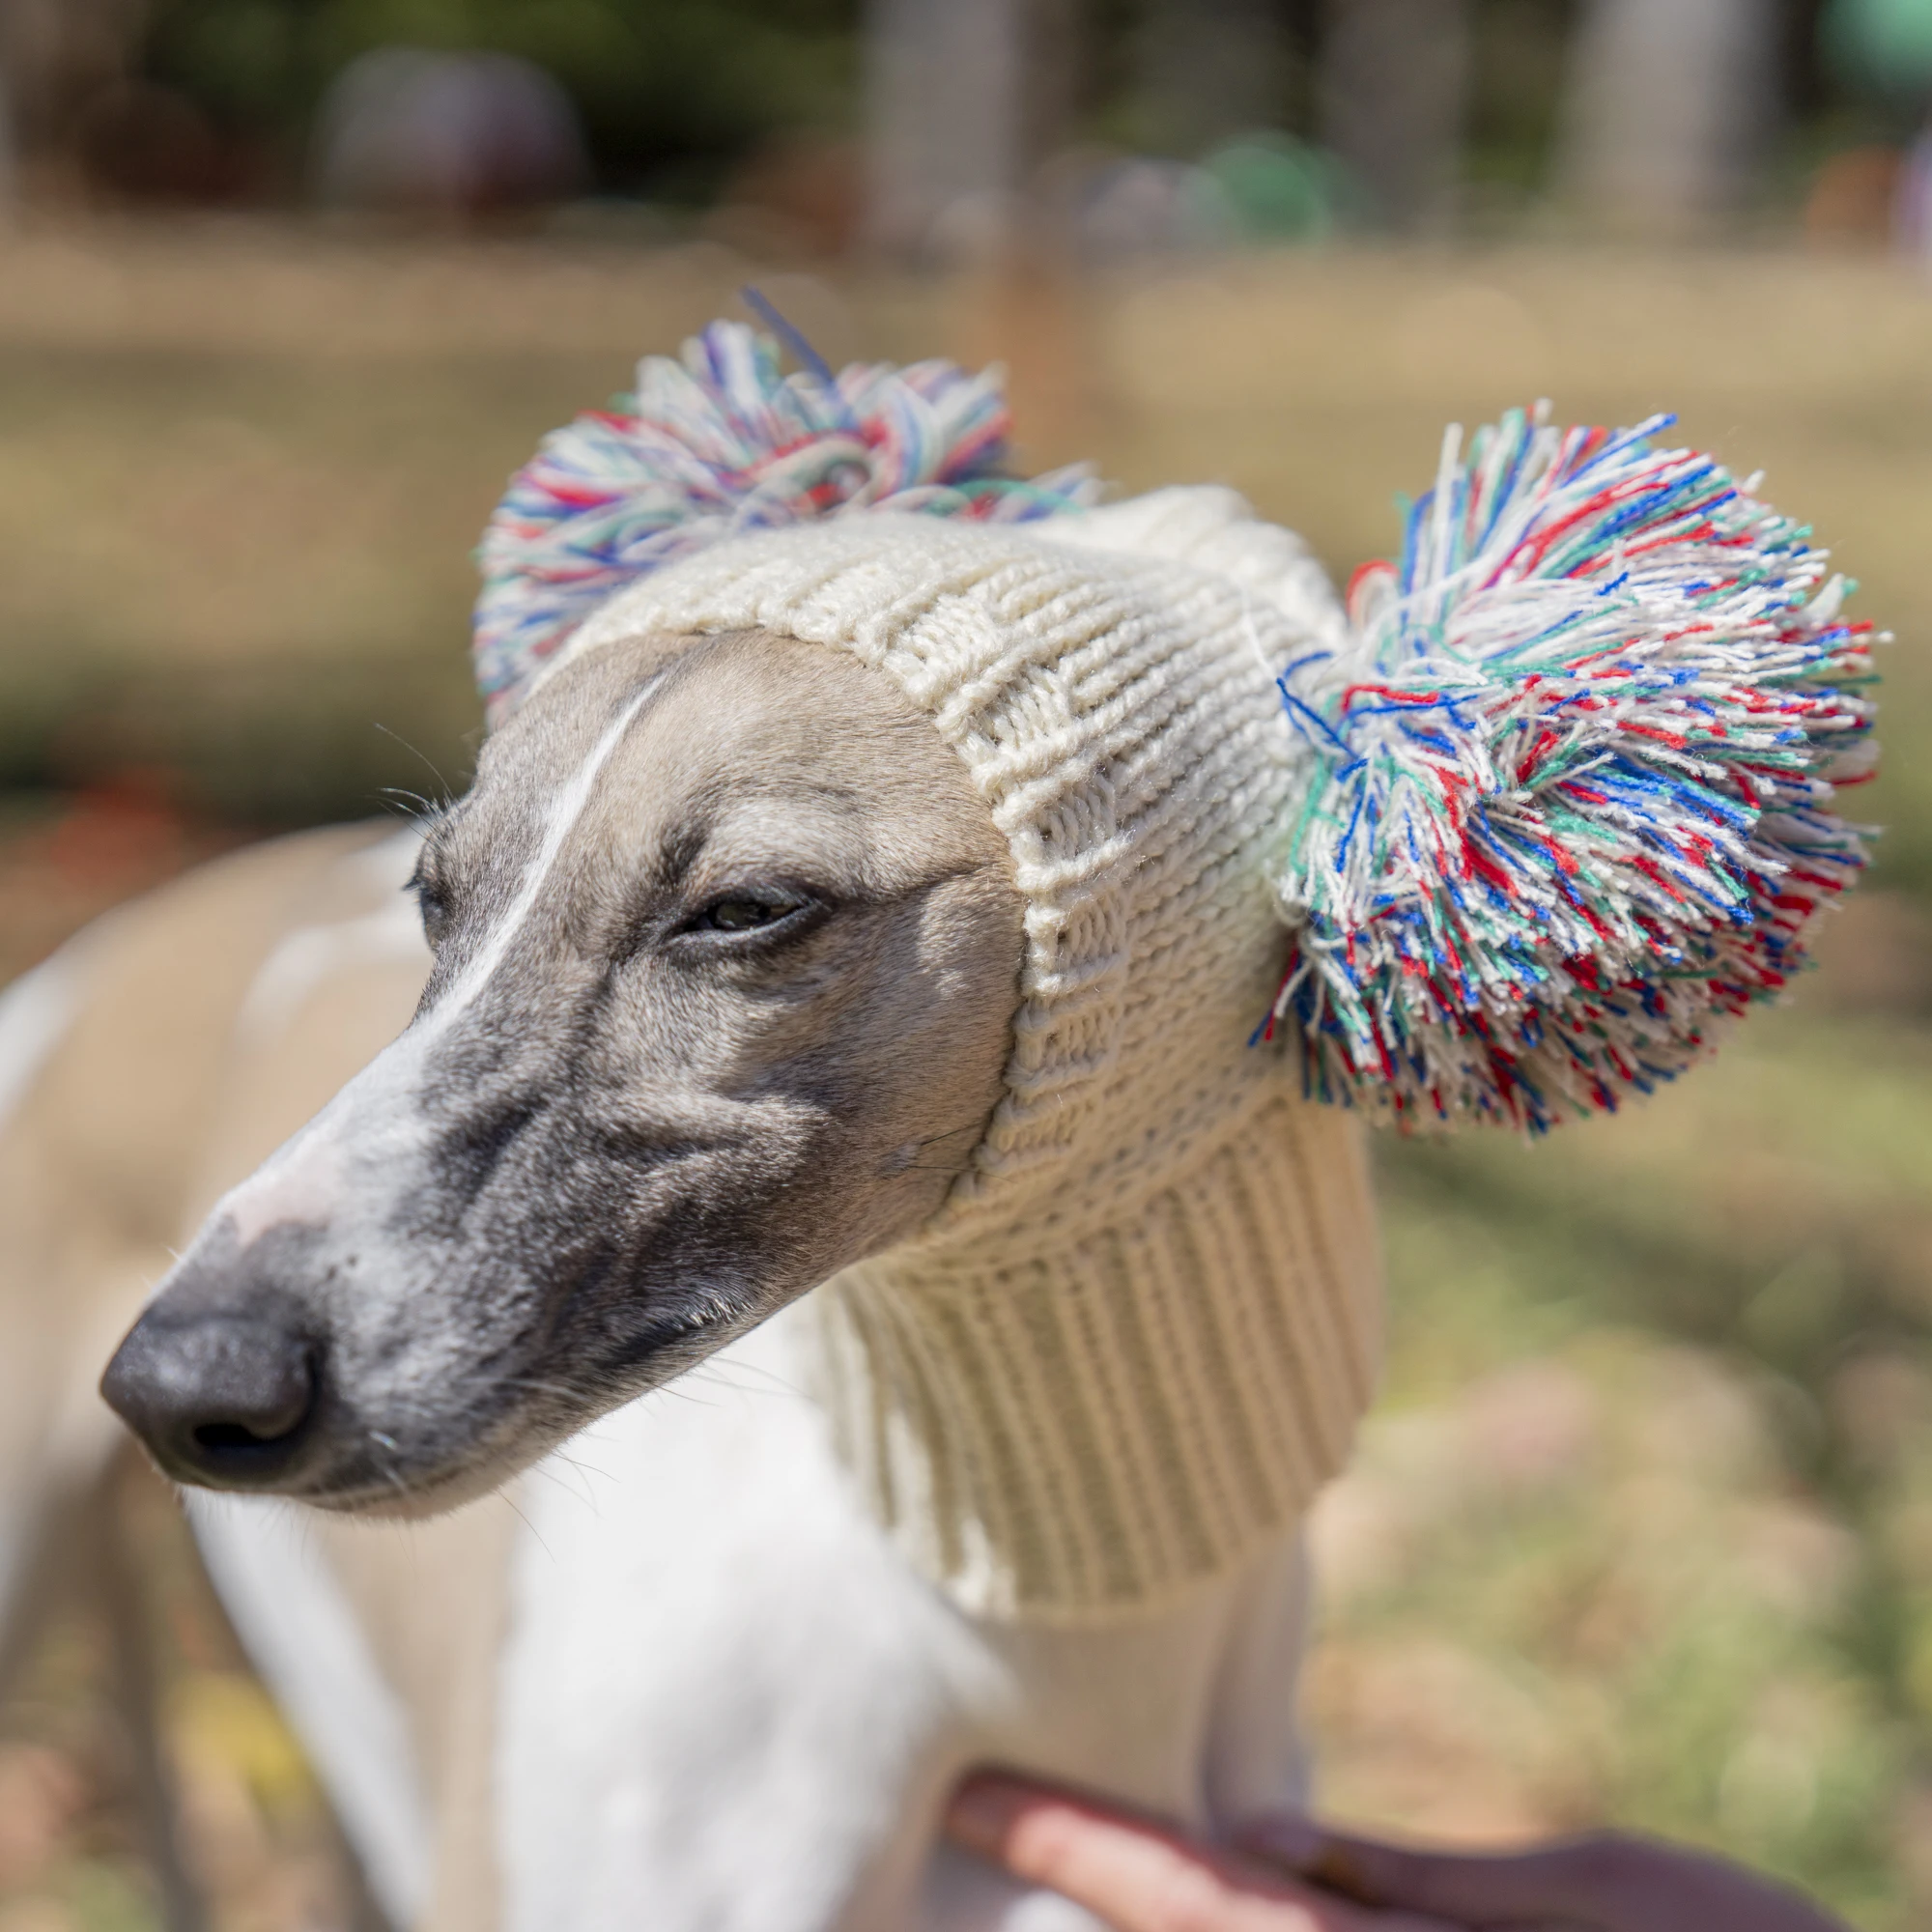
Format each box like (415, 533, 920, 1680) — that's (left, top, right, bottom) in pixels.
(300, 1332, 731, 1519)
(305, 1423, 565, 1520)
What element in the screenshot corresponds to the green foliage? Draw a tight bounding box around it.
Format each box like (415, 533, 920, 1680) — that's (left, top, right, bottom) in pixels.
(1202, 132, 1364, 242)
(147, 0, 314, 126)
(1826, 0, 1932, 101)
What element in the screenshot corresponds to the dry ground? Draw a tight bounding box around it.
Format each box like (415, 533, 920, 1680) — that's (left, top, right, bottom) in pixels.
(1, 218, 1929, 1929)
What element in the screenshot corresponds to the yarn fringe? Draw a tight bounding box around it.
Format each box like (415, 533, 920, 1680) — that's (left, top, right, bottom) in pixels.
(1262, 404, 1879, 1132)
(473, 316, 1099, 719)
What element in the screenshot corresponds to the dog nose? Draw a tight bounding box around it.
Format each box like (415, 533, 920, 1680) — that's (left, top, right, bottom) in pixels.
(101, 1313, 319, 1487)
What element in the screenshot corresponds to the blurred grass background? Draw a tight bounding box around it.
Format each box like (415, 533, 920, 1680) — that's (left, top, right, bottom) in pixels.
(0, 228, 1927, 1930)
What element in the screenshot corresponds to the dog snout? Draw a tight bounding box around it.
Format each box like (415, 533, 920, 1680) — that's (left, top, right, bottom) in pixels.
(101, 1309, 320, 1489)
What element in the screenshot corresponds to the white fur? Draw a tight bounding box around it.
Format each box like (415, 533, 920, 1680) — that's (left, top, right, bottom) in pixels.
(0, 943, 95, 1618)
(497, 1301, 1312, 1932)
(0, 942, 91, 1124)
(188, 1493, 435, 1927)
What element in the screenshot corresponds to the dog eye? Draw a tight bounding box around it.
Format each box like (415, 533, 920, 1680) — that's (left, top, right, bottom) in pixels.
(407, 862, 453, 948)
(694, 896, 797, 933)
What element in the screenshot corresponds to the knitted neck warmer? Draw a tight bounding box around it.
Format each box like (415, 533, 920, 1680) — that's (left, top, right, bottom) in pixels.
(551, 491, 1384, 1619)
(476, 319, 1876, 1621)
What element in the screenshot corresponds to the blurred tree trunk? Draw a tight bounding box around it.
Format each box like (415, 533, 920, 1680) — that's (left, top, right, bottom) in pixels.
(0, 50, 14, 215)
(865, 0, 1079, 258)
(1318, 0, 1471, 234)
(1134, 0, 1293, 156)
(1559, 0, 1781, 233)
(0, 0, 149, 203)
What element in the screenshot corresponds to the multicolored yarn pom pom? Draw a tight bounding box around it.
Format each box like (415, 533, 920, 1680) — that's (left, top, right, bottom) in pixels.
(473, 316, 1099, 719)
(1263, 404, 1879, 1132)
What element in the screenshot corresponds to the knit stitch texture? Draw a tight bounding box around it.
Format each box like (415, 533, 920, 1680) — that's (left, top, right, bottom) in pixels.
(552, 487, 1383, 1620)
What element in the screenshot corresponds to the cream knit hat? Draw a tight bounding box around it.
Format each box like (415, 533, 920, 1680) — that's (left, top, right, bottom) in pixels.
(555, 495, 1382, 1619)
(471, 320, 1876, 1621)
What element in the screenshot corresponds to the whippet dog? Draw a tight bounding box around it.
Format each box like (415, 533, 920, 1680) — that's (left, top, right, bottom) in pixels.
(7, 631, 1323, 1931)
(9, 322, 1869, 1932)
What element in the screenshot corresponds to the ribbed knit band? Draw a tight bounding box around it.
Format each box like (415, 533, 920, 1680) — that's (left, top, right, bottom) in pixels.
(552, 488, 1387, 1619)
(811, 1094, 1380, 1620)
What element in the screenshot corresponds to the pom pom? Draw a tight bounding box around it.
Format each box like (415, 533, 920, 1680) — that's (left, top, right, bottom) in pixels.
(473, 315, 1099, 719)
(1264, 405, 1879, 1131)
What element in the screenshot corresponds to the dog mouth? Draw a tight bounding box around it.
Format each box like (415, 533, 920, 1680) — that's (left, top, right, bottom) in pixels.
(286, 1333, 709, 1517)
(285, 1398, 573, 1518)
(144, 1257, 755, 1515)
(304, 1448, 534, 1520)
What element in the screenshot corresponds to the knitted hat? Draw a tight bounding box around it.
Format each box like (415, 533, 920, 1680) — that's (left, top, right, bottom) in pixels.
(470, 319, 1876, 1620)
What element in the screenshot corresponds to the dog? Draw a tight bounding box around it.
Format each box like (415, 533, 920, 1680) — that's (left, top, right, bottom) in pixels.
(7, 322, 1873, 1930)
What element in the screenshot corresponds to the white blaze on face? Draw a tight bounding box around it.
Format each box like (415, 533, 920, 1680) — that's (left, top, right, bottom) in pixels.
(206, 678, 662, 1257)
(418, 675, 665, 1039)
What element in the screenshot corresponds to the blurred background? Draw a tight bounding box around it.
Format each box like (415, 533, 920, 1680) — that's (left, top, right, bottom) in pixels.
(2, 1, 1932, 1927)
